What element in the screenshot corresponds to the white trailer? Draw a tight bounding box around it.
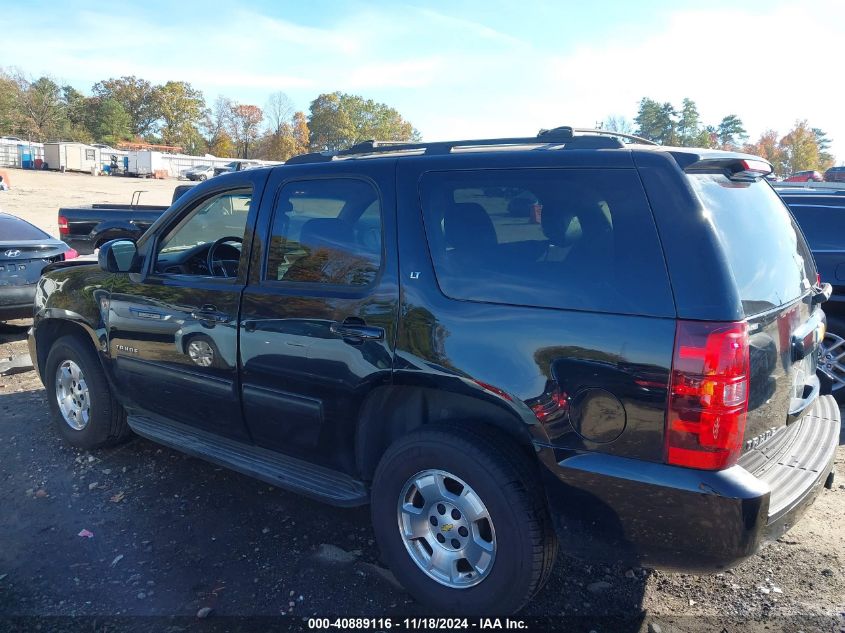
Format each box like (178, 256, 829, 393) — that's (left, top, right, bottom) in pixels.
(127, 150, 167, 177)
(43, 143, 101, 173)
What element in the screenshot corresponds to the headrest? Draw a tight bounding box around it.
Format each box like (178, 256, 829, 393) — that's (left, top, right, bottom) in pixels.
(443, 202, 497, 250)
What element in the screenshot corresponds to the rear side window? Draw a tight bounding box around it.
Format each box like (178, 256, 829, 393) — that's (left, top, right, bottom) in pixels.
(265, 178, 382, 286)
(419, 168, 674, 316)
(687, 174, 814, 315)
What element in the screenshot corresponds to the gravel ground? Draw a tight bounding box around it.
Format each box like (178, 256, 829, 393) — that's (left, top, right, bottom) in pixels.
(1, 169, 844, 631)
(1, 321, 843, 632)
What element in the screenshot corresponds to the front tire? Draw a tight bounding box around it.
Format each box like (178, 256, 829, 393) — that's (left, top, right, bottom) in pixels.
(45, 335, 131, 449)
(371, 425, 557, 614)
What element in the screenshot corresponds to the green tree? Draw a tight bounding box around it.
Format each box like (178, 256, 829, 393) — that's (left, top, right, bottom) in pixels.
(677, 98, 702, 146)
(92, 76, 160, 137)
(717, 115, 747, 150)
(156, 80, 206, 149)
(812, 128, 834, 170)
(91, 98, 132, 145)
(308, 91, 420, 152)
(634, 98, 677, 145)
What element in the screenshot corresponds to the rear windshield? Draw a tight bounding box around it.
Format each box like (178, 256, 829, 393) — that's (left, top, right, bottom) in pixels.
(0, 215, 50, 241)
(687, 174, 815, 315)
(419, 168, 674, 316)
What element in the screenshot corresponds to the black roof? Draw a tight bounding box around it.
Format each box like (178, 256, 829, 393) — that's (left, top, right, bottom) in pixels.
(285, 127, 657, 165)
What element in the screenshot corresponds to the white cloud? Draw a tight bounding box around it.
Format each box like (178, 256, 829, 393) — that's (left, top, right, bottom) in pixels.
(1, 1, 843, 162)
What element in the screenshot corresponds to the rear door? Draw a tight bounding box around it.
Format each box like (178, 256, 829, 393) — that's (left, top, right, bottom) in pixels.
(685, 173, 824, 449)
(239, 161, 399, 471)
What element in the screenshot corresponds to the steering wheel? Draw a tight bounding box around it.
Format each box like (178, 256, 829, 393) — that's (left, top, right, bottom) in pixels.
(206, 236, 243, 277)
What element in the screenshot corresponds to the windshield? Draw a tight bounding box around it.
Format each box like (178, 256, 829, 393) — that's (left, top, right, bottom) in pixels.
(687, 174, 815, 315)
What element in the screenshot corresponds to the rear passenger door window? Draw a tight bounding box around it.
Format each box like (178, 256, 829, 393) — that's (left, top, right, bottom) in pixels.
(419, 168, 674, 316)
(265, 178, 382, 286)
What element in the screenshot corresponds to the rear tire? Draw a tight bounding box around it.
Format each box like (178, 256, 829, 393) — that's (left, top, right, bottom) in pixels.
(45, 334, 131, 449)
(371, 425, 557, 614)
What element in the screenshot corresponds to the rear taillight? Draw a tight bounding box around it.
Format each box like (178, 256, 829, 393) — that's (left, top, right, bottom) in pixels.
(665, 320, 749, 470)
(58, 216, 69, 235)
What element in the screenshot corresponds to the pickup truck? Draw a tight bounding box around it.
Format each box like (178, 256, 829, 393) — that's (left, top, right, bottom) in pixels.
(58, 185, 194, 255)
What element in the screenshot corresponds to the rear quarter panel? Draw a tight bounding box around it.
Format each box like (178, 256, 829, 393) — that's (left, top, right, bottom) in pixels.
(394, 152, 676, 462)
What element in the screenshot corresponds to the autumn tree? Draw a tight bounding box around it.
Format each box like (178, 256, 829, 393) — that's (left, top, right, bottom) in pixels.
(308, 92, 420, 152)
(262, 109, 310, 162)
(229, 104, 264, 158)
(204, 95, 236, 157)
(744, 129, 786, 176)
(92, 76, 160, 136)
(780, 120, 823, 175)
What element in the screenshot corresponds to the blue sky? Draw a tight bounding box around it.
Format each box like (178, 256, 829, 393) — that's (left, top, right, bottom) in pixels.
(4, 0, 843, 161)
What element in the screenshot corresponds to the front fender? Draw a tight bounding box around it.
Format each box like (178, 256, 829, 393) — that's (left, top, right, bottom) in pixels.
(31, 265, 112, 376)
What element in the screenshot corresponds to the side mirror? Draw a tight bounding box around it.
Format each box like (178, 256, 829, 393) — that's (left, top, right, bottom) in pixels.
(98, 239, 139, 273)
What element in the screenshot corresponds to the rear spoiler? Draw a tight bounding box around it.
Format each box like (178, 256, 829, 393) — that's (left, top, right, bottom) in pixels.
(683, 157, 773, 182)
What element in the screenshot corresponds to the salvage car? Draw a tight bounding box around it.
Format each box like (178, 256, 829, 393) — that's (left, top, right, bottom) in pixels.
(183, 164, 215, 181)
(29, 127, 839, 614)
(0, 212, 75, 321)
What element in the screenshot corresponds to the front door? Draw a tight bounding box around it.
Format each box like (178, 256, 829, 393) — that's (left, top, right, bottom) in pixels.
(239, 163, 399, 471)
(108, 171, 267, 440)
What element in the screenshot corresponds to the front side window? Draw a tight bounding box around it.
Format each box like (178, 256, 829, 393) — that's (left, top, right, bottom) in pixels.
(265, 178, 382, 286)
(154, 188, 252, 277)
(419, 168, 674, 316)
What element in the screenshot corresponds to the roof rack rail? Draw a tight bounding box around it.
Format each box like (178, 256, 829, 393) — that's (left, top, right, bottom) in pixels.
(568, 128, 658, 146)
(285, 125, 653, 165)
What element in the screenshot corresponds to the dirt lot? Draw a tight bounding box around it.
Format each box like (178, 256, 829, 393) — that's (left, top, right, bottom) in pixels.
(0, 168, 844, 631)
(0, 169, 180, 237)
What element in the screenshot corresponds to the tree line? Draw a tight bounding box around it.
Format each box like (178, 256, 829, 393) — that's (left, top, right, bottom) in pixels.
(604, 97, 835, 175)
(0, 69, 420, 161)
(1, 71, 837, 173)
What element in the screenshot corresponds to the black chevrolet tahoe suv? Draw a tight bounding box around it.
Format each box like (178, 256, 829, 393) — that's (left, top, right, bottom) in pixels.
(28, 127, 840, 614)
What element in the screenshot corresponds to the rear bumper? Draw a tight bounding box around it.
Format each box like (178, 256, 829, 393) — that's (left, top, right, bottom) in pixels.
(540, 395, 839, 572)
(62, 235, 95, 255)
(0, 284, 36, 320)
